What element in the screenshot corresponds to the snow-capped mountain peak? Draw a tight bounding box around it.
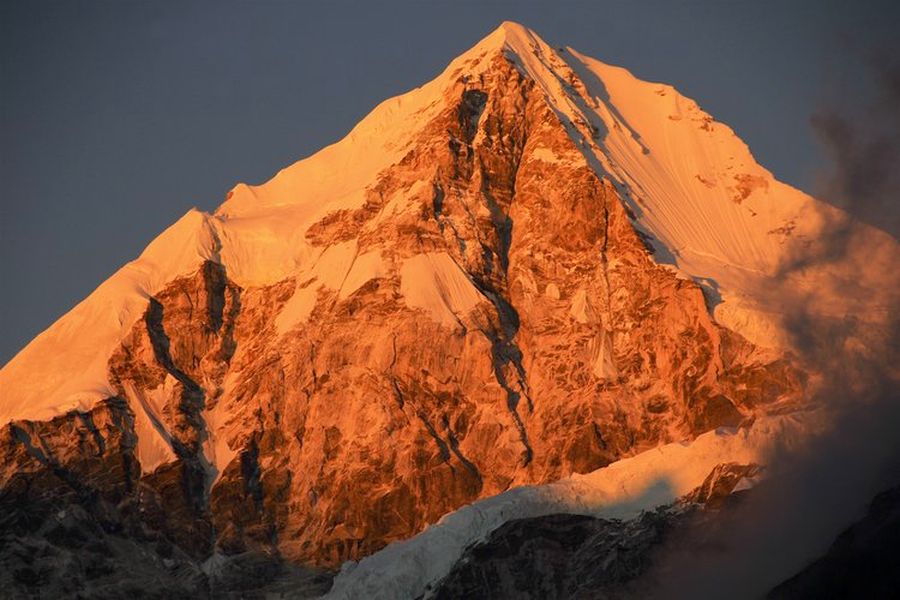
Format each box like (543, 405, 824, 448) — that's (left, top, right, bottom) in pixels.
(1, 23, 896, 596)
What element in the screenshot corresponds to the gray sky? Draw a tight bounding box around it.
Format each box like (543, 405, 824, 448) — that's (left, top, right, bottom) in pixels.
(1, 0, 898, 364)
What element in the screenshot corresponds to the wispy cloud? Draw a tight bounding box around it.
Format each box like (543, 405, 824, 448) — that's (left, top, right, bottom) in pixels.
(638, 48, 900, 600)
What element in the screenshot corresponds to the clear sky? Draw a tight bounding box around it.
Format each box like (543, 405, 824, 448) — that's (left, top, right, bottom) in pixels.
(1, 0, 898, 363)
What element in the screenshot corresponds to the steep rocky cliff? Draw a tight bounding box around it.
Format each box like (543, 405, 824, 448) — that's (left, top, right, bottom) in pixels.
(1, 21, 895, 599)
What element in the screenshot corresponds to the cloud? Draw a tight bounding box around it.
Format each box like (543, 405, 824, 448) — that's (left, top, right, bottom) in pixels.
(809, 53, 900, 239)
(636, 49, 900, 600)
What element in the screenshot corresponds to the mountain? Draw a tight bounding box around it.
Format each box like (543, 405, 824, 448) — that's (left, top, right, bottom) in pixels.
(768, 484, 900, 599)
(1, 22, 897, 598)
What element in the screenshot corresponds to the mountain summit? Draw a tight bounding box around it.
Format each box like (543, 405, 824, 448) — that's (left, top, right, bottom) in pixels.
(1, 22, 896, 598)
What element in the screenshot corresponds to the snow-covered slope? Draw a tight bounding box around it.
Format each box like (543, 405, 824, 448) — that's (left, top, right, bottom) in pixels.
(0, 209, 220, 422)
(489, 24, 896, 348)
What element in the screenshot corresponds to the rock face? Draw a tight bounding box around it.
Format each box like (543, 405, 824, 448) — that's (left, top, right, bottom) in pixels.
(3, 22, 863, 595)
(430, 511, 680, 600)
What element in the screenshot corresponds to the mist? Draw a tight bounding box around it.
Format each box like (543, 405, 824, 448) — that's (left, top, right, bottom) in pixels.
(811, 53, 900, 239)
(638, 51, 900, 600)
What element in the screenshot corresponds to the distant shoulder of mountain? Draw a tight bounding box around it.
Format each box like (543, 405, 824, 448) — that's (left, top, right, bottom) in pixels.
(768, 483, 900, 600)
